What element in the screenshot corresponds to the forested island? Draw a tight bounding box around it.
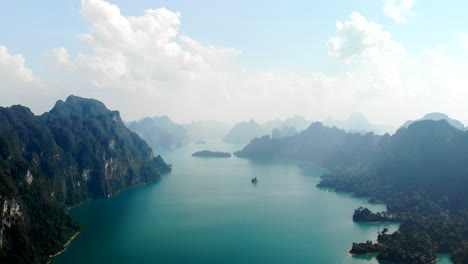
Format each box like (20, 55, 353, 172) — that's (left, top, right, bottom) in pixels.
(0, 96, 171, 263)
(192, 150, 231, 158)
(235, 119, 468, 264)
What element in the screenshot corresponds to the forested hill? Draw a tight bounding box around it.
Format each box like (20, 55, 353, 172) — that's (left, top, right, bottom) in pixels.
(0, 95, 171, 264)
(234, 122, 388, 167)
(235, 120, 468, 264)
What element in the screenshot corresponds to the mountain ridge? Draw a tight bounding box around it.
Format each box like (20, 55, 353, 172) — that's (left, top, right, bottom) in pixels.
(224, 116, 311, 145)
(0, 95, 171, 263)
(235, 119, 468, 264)
(401, 112, 465, 131)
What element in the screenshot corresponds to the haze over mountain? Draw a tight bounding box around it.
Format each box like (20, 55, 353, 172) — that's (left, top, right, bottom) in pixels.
(126, 116, 189, 151)
(224, 116, 311, 145)
(401, 112, 465, 131)
(323, 113, 397, 135)
(185, 120, 230, 141)
(235, 120, 468, 263)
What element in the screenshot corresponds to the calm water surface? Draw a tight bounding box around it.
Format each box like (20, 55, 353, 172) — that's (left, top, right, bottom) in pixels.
(52, 140, 451, 264)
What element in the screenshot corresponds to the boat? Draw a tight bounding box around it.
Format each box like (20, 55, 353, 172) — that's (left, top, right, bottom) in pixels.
(251, 177, 258, 184)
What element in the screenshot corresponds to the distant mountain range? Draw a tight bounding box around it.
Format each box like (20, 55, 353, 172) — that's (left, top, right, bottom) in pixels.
(126, 118, 231, 151)
(401, 112, 465, 130)
(126, 116, 189, 151)
(323, 113, 396, 135)
(125, 112, 465, 153)
(185, 120, 230, 141)
(126, 115, 312, 148)
(224, 113, 400, 146)
(223, 116, 311, 145)
(0, 96, 171, 263)
(224, 112, 464, 147)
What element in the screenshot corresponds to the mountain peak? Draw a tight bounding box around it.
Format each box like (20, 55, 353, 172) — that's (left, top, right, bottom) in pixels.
(401, 112, 465, 131)
(49, 95, 116, 118)
(422, 112, 450, 120)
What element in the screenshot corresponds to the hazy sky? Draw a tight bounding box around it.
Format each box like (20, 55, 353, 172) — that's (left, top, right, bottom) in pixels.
(1, 0, 468, 126)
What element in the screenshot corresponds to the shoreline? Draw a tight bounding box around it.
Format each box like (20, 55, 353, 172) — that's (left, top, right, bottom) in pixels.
(376, 255, 439, 264)
(67, 199, 92, 210)
(375, 258, 395, 263)
(349, 250, 439, 264)
(66, 174, 169, 211)
(348, 249, 378, 256)
(54, 177, 167, 261)
(353, 220, 399, 224)
(48, 231, 81, 260)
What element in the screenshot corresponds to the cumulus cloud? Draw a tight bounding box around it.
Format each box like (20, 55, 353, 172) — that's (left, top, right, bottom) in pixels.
(40, 0, 468, 126)
(0, 45, 58, 113)
(328, 12, 405, 64)
(47, 0, 318, 122)
(327, 13, 406, 100)
(325, 12, 468, 124)
(0, 45, 37, 84)
(317, 26, 468, 124)
(383, 0, 416, 23)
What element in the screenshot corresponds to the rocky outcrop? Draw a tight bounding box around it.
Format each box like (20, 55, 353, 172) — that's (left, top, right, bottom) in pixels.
(0, 95, 171, 263)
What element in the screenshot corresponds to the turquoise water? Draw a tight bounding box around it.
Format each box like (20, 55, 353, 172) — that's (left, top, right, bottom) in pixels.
(52, 141, 451, 264)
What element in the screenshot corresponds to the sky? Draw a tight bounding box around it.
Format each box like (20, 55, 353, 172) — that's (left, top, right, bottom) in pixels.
(1, 0, 468, 126)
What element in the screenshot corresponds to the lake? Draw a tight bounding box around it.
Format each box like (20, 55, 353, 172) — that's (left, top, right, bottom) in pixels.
(52, 140, 452, 264)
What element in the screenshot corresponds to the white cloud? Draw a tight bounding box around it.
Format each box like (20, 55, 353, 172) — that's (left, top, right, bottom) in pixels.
(40, 0, 468, 127)
(383, 0, 416, 23)
(0, 45, 58, 113)
(45, 0, 271, 122)
(326, 12, 468, 124)
(327, 12, 405, 67)
(326, 13, 408, 114)
(0, 45, 37, 84)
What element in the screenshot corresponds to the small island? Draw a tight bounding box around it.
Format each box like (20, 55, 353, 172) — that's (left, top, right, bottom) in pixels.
(195, 140, 207, 144)
(192, 150, 231, 158)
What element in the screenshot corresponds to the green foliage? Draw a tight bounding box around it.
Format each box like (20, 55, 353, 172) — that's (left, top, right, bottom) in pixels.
(378, 232, 437, 264)
(0, 95, 171, 263)
(350, 240, 380, 254)
(452, 242, 468, 264)
(353, 207, 398, 223)
(237, 119, 468, 263)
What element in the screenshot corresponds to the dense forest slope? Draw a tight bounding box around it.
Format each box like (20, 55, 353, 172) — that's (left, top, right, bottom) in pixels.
(235, 122, 387, 167)
(0, 96, 171, 263)
(235, 120, 468, 264)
